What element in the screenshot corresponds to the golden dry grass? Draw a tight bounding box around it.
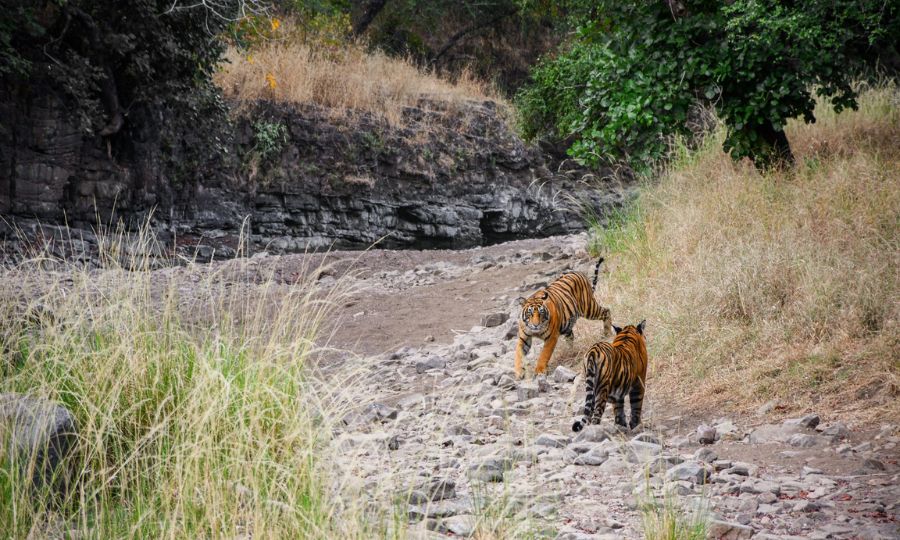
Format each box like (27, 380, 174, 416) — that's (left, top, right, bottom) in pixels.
(587, 83, 900, 424)
(214, 39, 502, 125)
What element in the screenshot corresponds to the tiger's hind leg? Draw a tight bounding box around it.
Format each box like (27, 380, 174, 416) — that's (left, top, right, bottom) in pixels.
(609, 392, 627, 428)
(601, 306, 613, 337)
(585, 298, 614, 337)
(628, 380, 645, 429)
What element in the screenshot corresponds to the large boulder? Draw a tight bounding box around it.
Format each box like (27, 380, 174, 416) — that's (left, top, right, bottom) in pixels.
(0, 393, 77, 494)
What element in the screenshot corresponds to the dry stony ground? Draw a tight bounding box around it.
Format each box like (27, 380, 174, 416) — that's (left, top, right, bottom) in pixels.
(238, 234, 899, 540)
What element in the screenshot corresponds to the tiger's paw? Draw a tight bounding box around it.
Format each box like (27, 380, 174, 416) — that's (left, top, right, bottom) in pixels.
(514, 369, 526, 380)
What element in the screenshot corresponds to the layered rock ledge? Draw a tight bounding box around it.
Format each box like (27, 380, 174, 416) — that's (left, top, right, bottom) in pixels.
(1, 91, 632, 261)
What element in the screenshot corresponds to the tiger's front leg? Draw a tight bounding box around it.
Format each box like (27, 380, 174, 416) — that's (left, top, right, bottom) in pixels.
(514, 330, 532, 380)
(533, 333, 559, 376)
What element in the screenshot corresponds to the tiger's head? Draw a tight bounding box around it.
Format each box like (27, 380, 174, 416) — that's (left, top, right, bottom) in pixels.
(518, 291, 552, 335)
(612, 319, 646, 338)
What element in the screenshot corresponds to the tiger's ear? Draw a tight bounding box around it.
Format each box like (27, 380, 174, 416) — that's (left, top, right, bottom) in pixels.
(539, 291, 550, 300)
(613, 324, 623, 334)
(515, 296, 526, 307)
(637, 319, 646, 335)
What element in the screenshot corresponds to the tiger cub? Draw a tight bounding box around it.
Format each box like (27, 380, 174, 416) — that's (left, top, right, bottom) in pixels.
(572, 320, 648, 432)
(515, 257, 613, 379)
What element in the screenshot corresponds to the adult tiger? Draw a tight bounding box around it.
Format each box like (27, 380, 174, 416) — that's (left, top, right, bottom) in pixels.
(572, 320, 648, 432)
(514, 257, 612, 379)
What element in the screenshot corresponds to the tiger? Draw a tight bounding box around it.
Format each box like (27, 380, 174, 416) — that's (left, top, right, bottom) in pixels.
(572, 320, 648, 432)
(514, 257, 613, 380)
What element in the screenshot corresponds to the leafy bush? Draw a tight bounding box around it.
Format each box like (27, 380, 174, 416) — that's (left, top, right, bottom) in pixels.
(253, 120, 289, 159)
(517, 0, 900, 169)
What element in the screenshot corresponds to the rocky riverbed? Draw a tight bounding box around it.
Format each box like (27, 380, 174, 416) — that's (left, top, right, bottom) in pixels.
(3, 233, 898, 539)
(304, 234, 900, 539)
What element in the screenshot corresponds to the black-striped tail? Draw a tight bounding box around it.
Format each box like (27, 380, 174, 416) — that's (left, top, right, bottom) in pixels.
(572, 353, 598, 432)
(592, 256, 604, 288)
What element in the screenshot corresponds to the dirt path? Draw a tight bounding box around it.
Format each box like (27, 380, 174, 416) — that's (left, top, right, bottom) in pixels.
(249, 233, 898, 539)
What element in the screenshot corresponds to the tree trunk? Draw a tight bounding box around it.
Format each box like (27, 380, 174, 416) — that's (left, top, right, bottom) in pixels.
(754, 120, 794, 168)
(353, 0, 388, 36)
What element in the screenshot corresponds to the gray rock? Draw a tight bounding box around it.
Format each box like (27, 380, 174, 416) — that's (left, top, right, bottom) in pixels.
(552, 365, 578, 383)
(480, 312, 510, 328)
(387, 434, 401, 451)
(665, 461, 710, 484)
(646, 454, 684, 474)
(409, 498, 473, 519)
(784, 413, 820, 429)
(468, 457, 512, 482)
(516, 383, 540, 401)
(573, 424, 613, 443)
(712, 459, 733, 471)
(536, 375, 552, 393)
(749, 423, 806, 444)
(723, 463, 753, 477)
(697, 424, 718, 444)
(416, 356, 447, 373)
(623, 440, 663, 464)
(694, 447, 718, 463)
(819, 422, 851, 439)
(397, 393, 426, 410)
(411, 478, 455, 503)
(365, 402, 399, 421)
(573, 447, 611, 466)
(715, 419, 741, 440)
(862, 458, 886, 471)
(756, 399, 779, 416)
(788, 433, 823, 448)
(707, 519, 754, 539)
(793, 500, 820, 512)
(0, 393, 77, 493)
(334, 432, 392, 451)
(631, 432, 661, 444)
(496, 374, 518, 390)
(535, 433, 571, 448)
(440, 514, 475, 536)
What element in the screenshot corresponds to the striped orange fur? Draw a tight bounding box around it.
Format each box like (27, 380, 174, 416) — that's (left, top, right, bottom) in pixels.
(514, 257, 612, 379)
(572, 320, 648, 432)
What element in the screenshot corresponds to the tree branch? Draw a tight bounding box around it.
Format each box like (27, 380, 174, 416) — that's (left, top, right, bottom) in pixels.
(430, 7, 518, 65)
(353, 0, 388, 36)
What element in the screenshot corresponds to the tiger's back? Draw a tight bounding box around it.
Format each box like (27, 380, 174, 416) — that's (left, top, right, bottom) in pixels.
(573, 320, 648, 431)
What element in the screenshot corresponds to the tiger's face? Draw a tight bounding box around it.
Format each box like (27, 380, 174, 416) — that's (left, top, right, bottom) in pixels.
(520, 292, 551, 335)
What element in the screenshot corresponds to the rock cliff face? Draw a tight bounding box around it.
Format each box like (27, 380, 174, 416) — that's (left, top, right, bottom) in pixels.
(1, 87, 631, 260)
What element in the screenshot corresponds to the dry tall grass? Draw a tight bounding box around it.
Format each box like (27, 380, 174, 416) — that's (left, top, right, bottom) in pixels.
(589, 83, 900, 422)
(215, 40, 500, 125)
(0, 229, 399, 538)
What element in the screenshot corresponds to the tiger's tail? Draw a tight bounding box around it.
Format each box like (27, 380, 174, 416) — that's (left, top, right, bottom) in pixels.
(592, 256, 605, 288)
(572, 352, 599, 432)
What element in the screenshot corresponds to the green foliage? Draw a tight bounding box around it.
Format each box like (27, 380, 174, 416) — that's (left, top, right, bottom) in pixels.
(253, 120, 288, 159)
(1, 1, 238, 135)
(517, 0, 900, 168)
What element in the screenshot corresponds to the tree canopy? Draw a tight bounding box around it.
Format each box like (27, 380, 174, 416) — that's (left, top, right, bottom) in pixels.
(516, 0, 900, 168)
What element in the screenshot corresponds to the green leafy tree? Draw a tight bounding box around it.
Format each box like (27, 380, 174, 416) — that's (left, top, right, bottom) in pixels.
(0, 0, 273, 135)
(517, 0, 900, 168)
